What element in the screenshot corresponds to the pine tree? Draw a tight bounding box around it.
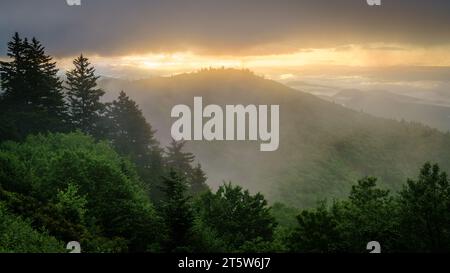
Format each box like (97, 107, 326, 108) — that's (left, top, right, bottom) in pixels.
(166, 140, 210, 196)
(160, 169, 194, 252)
(165, 140, 195, 177)
(66, 54, 105, 136)
(190, 163, 210, 196)
(0, 34, 24, 141)
(0, 33, 27, 107)
(0, 33, 68, 137)
(108, 91, 164, 200)
(108, 91, 162, 165)
(27, 38, 66, 116)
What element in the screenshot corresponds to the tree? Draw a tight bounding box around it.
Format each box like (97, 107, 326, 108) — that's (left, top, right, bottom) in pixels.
(0, 114, 19, 142)
(54, 183, 88, 225)
(0, 132, 162, 252)
(108, 91, 164, 200)
(108, 91, 160, 161)
(335, 177, 399, 252)
(195, 183, 277, 251)
(0, 33, 68, 138)
(165, 140, 195, 177)
(189, 163, 210, 196)
(0, 33, 27, 106)
(0, 203, 65, 253)
(287, 202, 342, 253)
(397, 162, 450, 252)
(287, 177, 398, 253)
(160, 169, 195, 252)
(66, 54, 106, 136)
(166, 140, 209, 196)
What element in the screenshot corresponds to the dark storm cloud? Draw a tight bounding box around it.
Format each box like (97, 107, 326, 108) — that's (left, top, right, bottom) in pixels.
(0, 0, 449, 56)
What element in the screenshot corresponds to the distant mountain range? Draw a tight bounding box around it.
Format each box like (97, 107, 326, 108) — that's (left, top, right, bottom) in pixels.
(99, 69, 450, 208)
(327, 89, 450, 132)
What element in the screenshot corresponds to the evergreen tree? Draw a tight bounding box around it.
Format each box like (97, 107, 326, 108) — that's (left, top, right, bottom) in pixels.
(109, 91, 160, 158)
(0, 33, 27, 106)
(0, 114, 19, 142)
(26, 38, 66, 118)
(166, 140, 209, 196)
(160, 169, 194, 252)
(189, 163, 210, 196)
(165, 140, 195, 177)
(108, 91, 164, 200)
(66, 54, 105, 136)
(0, 33, 67, 137)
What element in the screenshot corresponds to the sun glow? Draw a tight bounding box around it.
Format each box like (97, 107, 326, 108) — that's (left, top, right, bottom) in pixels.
(56, 44, 450, 78)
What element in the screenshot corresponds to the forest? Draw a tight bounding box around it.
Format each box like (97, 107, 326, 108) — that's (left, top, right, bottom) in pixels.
(1, 33, 450, 253)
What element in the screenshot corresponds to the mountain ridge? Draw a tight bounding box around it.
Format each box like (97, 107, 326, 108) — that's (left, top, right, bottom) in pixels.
(99, 69, 450, 208)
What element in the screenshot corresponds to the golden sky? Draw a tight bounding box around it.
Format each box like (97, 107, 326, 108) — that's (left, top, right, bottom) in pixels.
(55, 43, 450, 78)
(3, 1, 450, 78)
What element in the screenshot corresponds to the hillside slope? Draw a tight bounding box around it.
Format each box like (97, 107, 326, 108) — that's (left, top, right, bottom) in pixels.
(99, 69, 450, 208)
(328, 89, 450, 132)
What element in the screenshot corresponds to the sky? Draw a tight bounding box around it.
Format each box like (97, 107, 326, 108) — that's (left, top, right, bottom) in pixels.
(1, 0, 450, 80)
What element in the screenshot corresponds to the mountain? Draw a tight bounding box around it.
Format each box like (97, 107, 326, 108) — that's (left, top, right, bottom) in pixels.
(99, 69, 450, 208)
(327, 89, 450, 132)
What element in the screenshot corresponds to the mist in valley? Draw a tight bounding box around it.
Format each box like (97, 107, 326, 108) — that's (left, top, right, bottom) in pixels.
(97, 68, 450, 208)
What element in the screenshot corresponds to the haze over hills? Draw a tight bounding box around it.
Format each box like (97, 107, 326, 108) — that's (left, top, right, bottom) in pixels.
(327, 89, 450, 132)
(281, 66, 450, 133)
(99, 69, 450, 208)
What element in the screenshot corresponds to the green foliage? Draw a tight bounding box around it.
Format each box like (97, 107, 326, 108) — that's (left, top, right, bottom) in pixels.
(287, 164, 450, 253)
(288, 177, 398, 252)
(160, 170, 195, 252)
(0, 113, 19, 142)
(189, 163, 210, 196)
(101, 69, 450, 208)
(3, 35, 450, 253)
(0, 132, 162, 252)
(55, 183, 88, 225)
(165, 140, 209, 196)
(0, 33, 67, 138)
(288, 202, 342, 253)
(107, 91, 164, 201)
(239, 235, 287, 253)
(341, 180, 398, 252)
(166, 140, 209, 197)
(66, 54, 106, 136)
(0, 150, 31, 193)
(0, 203, 65, 253)
(188, 218, 227, 253)
(0, 186, 88, 245)
(108, 91, 160, 158)
(397, 162, 450, 252)
(195, 183, 277, 251)
(166, 140, 195, 177)
(271, 202, 301, 229)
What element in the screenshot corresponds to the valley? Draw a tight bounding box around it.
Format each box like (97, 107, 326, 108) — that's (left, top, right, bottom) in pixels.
(99, 69, 450, 208)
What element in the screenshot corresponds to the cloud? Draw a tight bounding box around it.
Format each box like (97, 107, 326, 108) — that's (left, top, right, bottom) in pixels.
(1, 0, 450, 57)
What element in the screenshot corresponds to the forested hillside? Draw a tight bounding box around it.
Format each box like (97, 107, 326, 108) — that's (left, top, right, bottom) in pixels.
(2, 33, 450, 253)
(99, 69, 450, 207)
